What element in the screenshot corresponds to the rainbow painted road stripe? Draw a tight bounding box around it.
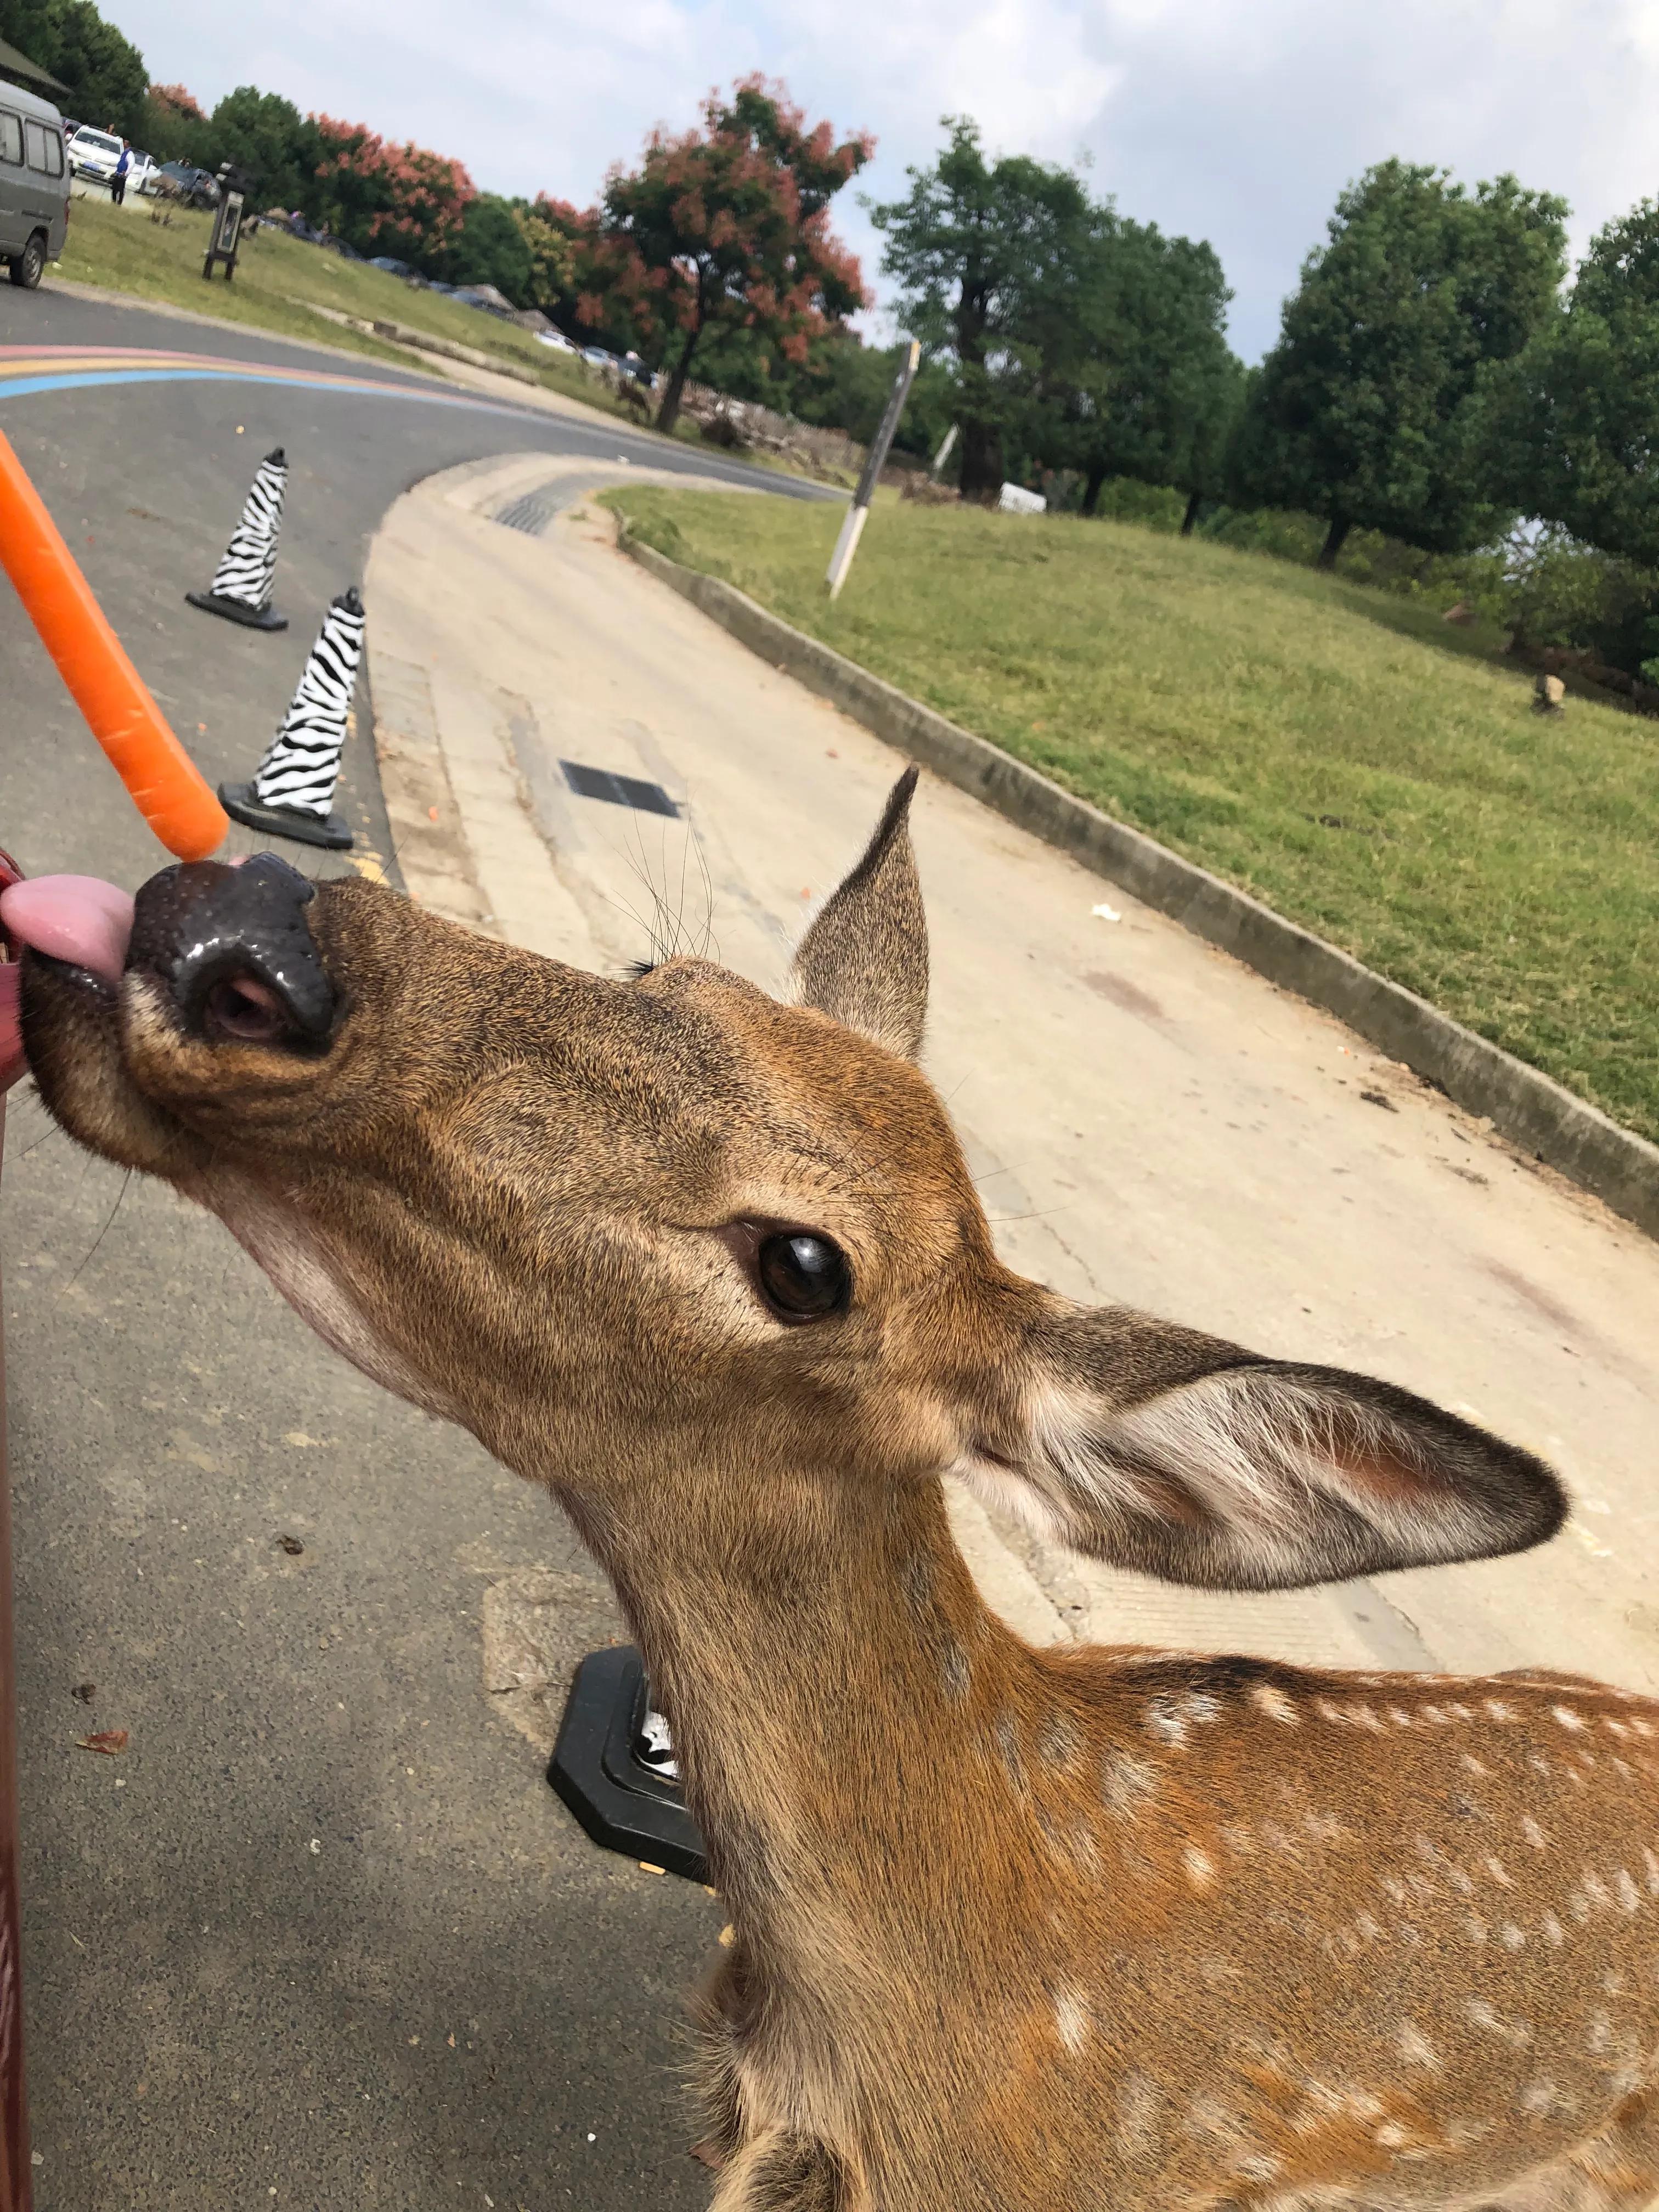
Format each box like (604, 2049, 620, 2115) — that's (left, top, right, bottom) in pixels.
(0, 342, 545, 418)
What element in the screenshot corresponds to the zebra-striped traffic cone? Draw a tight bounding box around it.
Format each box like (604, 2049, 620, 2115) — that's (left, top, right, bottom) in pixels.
(186, 447, 289, 631)
(218, 588, 363, 850)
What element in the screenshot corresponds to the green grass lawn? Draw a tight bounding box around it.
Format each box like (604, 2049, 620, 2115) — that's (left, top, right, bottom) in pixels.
(52, 193, 648, 424)
(606, 487, 1659, 1147)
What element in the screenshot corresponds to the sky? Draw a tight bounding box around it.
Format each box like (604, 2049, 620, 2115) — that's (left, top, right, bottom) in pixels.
(112, 0, 1659, 362)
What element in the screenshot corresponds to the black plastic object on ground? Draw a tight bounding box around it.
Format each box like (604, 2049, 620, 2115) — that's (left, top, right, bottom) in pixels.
(218, 781, 353, 850)
(549, 1645, 708, 1883)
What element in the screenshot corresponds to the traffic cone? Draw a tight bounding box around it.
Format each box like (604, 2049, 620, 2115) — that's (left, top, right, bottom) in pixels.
(186, 447, 289, 630)
(219, 588, 363, 850)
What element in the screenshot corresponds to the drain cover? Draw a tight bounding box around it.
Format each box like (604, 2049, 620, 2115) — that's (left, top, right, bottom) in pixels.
(493, 485, 562, 536)
(560, 761, 680, 818)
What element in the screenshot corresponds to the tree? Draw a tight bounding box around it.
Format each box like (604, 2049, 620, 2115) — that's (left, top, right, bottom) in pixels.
(139, 82, 206, 165)
(514, 196, 584, 320)
(433, 191, 535, 300)
(870, 119, 1094, 499)
(591, 76, 871, 436)
(199, 86, 320, 211)
(1233, 160, 1567, 568)
(0, 0, 145, 137)
(1484, 202, 1659, 571)
(309, 116, 475, 263)
(1036, 218, 1244, 528)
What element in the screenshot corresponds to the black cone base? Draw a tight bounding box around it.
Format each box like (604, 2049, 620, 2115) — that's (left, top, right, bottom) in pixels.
(219, 782, 353, 851)
(549, 1645, 708, 1883)
(186, 590, 288, 632)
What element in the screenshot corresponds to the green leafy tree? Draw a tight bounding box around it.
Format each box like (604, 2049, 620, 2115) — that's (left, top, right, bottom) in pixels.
(200, 86, 320, 209)
(1233, 160, 1567, 567)
(588, 76, 871, 435)
(0, 0, 145, 136)
(870, 118, 1093, 499)
(1485, 202, 1659, 577)
(514, 195, 583, 319)
(433, 191, 535, 300)
(138, 82, 206, 164)
(1037, 218, 1243, 529)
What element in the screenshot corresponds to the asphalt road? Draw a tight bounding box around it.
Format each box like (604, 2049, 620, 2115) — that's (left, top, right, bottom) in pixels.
(0, 288, 803, 2210)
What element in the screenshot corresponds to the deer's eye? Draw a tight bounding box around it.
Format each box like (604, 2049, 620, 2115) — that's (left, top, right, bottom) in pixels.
(757, 1232, 850, 1322)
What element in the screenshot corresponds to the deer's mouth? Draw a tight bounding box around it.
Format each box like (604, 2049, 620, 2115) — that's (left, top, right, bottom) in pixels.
(7, 855, 341, 1176)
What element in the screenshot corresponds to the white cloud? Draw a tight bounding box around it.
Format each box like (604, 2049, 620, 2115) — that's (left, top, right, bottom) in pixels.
(110, 0, 1659, 358)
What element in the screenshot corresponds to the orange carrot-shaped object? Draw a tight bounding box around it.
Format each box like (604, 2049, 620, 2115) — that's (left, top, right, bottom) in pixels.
(0, 430, 226, 861)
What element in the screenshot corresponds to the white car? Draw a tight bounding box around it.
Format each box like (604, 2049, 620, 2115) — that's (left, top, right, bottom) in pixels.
(126, 150, 158, 194)
(536, 330, 578, 354)
(65, 126, 122, 184)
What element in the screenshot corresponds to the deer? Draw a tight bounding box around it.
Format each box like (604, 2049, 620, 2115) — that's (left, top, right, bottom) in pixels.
(8, 768, 1659, 2212)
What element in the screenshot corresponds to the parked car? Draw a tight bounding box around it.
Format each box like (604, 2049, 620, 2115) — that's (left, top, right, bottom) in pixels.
(581, 345, 615, 368)
(618, 350, 652, 387)
(536, 329, 578, 354)
(0, 81, 70, 289)
(367, 255, 416, 278)
(65, 125, 122, 185)
(126, 150, 160, 195)
(155, 161, 219, 211)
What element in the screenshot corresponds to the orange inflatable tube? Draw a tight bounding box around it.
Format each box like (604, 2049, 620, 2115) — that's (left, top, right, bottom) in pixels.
(0, 430, 226, 861)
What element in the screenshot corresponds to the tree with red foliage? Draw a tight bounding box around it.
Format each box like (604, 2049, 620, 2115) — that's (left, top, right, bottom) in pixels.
(593, 77, 871, 433)
(310, 117, 476, 259)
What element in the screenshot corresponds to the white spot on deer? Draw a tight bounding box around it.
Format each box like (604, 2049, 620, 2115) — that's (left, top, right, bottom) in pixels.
(1181, 1691, 1222, 1726)
(1053, 1988, 1090, 2055)
(1618, 1868, 1643, 1913)
(1485, 1857, 1513, 1888)
(1103, 1750, 1157, 1816)
(1346, 1703, 1385, 1734)
(1583, 1872, 1612, 1910)
(1220, 1824, 1255, 1857)
(1420, 1704, 1449, 1726)
(1355, 1911, 1383, 1943)
(1643, 1847, 1659, 1895)
(1527, 1753, 1553, 1779)
(1231, 2153, 1282, 2183)
(1542, 1912, 1565, 1945)
(1252, 1684, 1298, 1725)
(1183, 1846, 1217, 1894)
(1522, 1816, 1549, 1851)
(1554, 1705, 1588, 1732)
(1501, 1923, 1526, 1951)
(1517, 2079, 1575, 2121)
(1460, 1753, 1490, 1778)
(1603, 1717, 1632, 1739)
(1184, 2093, 1239, 2143)
(1467, 1997, 1533, 2050)
(1143, 1698, 1188, 1747)
(1588, 2009, 1612, 2055)
(1037, 1709, 1082, 1768)
(1382, 1875, 1408, 1906)
(1485, 1700, 1517, 1723)
(1447, 1703, 1475, 1723)
(1570, 1890, 1592, 1923)
(1115, 2072, 1162, 2162)
(1396, 2022, 1440, 2072)
(1614, 1757, 1636, 1780)
(1375, 2122, 1409, 2149)
(1315, 1698, 1344, 1725)
(1387, 1707, 1414, 1728)
(1466, 1912, 1490, 1944)
(1632, 1718, 1656, 1739)
(939, 1643, 972, 1702)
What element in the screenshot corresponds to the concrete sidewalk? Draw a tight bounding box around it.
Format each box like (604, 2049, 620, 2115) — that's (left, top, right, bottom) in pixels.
(365, 453, 1659, 1690)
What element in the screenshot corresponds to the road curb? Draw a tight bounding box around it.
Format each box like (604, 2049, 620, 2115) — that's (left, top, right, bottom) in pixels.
(618, 523, 1659, 1244)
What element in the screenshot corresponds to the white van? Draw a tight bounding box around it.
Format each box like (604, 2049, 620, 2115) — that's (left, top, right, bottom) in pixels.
(0, 82, 70, 289)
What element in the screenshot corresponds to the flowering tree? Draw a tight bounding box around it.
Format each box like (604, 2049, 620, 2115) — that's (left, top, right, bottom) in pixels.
(593, 77, 871, 432)
(309, 117, 476, 259)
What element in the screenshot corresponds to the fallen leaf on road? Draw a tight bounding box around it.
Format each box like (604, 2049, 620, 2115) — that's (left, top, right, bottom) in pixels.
(76, 1730, 127, 1756)
(276, 1534, 304, 1556)
(71, 1683, 95, 1705)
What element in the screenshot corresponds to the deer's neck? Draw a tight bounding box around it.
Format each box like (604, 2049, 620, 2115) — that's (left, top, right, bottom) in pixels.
(571, 1464, 1034, 1942)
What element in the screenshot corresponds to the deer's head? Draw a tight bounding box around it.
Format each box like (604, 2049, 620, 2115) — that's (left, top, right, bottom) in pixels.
(14, 770, 1564, 1589)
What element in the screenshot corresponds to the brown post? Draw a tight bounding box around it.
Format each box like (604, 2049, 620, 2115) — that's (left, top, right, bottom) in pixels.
(0, 851, 33, 2209)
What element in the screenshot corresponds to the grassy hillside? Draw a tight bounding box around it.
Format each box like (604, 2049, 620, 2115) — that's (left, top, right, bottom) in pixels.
(50, 194, 644, 421)
(606, 487, 1659, 1147)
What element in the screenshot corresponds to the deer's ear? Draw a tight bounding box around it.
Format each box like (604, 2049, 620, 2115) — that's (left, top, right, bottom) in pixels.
(968, 1306, 1566, 1592)
(790, 768, 928, 1059)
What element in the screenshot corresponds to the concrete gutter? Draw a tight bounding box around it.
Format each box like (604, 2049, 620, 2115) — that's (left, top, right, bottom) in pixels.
(618, 523, 1659, 1244)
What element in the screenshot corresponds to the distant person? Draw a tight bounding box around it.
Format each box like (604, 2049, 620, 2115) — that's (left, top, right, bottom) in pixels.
(111, 143, 131, 206)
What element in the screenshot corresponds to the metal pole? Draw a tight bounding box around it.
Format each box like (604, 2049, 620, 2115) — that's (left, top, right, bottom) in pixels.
(825, 340, 921, 602)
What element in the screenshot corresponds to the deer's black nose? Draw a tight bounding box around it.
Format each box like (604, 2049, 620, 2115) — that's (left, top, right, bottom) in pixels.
(127, 854, 336, 1047)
